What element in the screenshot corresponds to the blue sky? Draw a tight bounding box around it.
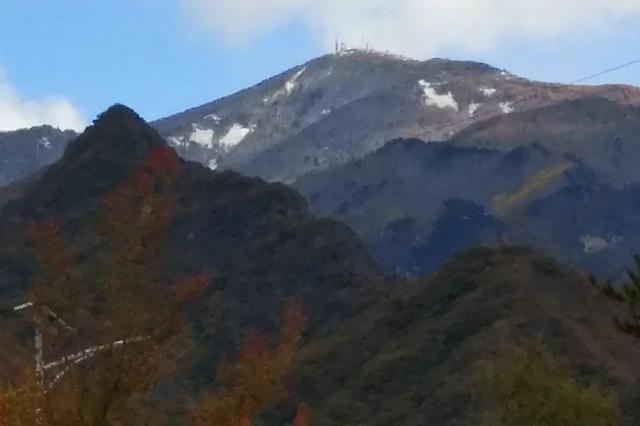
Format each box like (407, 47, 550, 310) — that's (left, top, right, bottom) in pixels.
(0, 0, 639, 131)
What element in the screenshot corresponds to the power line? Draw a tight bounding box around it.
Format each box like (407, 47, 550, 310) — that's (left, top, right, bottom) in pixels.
(570, 58, 640, 84)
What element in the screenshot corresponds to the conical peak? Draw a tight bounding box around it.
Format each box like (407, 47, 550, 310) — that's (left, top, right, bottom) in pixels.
(66, 104, 167, 158)
(93, 103, 145, 126)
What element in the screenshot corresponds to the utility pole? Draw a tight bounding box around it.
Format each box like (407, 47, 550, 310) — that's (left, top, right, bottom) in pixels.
(10, 301, 148, 392)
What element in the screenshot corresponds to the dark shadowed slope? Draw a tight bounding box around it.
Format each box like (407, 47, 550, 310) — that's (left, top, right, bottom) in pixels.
(295, 139, 559, 275)
(0, 104, 382, 363)
(295, 137, 640, 279)
(282, 247, 640, 426)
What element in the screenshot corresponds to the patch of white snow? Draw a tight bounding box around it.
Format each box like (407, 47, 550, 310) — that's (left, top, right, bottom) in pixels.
(499, 102, 514, 114)
(204, 113, 221, 123)
(580, 235, 623, 254)
(219, 123, 254, 148)
(264, 67, 307, 104)
(468, 103, 481, 117)
(321, 109, 331, 116)
(499, 70, 513, 80)
(285, 67, 306, 94)
(189, 126, 215, 148)
(480, 87, 497, 97)
(167, 136, 186, 148)
(581, 235, 609, 254)
(208, 158, 218, 170)
(418, 80, 459, 111)
(38, 136, 51, 149)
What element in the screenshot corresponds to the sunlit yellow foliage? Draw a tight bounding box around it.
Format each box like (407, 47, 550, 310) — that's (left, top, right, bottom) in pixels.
(475, 341, 622, 426)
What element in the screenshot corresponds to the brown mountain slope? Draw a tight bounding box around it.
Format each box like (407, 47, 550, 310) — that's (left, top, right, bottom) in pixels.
(451, 97, 640, 184)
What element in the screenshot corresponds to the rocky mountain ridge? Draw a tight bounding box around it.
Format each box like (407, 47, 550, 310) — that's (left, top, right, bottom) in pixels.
(154, 50, 640, 182)
(0, 125, 77, 186)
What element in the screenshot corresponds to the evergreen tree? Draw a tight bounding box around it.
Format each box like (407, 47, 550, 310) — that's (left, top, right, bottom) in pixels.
(590, 256, 640, 338)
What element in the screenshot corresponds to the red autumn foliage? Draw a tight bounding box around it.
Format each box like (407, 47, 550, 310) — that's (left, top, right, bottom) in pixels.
(26, 219, 68, 277)
(135, 171, 153, 196)
(0, 364, 43, 426)
(6, 145, 311, 425)
(26, 218, 62, 240)
(147, 147, 179, 181)
(5, 146, 208, 425)
(292, 402, 310, 426)
(191, 301, 307, 426)
(173, 271, 210, 306)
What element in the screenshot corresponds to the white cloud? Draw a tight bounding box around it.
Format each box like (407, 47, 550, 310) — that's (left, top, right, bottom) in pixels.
(181, 0, 304, 45)
(182, 0, 640, 57)
(0, 67, 86, 132)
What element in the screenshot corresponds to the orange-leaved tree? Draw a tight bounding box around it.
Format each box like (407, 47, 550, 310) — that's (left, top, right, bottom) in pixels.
(1, 147, 208, 426)
(292, 402, 310, 426)
(191, 301, 307, 426)
(0, 359, 41, 426)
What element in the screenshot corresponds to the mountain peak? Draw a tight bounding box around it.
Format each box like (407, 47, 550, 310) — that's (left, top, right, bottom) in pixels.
(92, 103, 147, 127)
(314, 49, 500, 74)
(70, 103, 167, 157)
(7, 105, 173, 219)
(325, 48, 419, 62)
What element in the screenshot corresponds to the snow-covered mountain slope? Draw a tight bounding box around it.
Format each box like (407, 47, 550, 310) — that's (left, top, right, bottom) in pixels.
(154, 49, 640, 182)
(4, 50, 640, 187)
